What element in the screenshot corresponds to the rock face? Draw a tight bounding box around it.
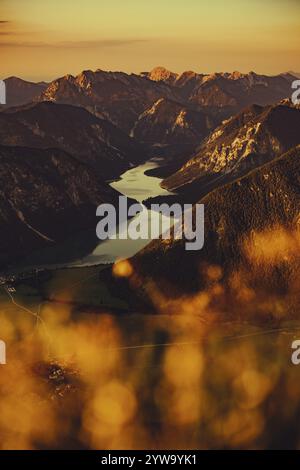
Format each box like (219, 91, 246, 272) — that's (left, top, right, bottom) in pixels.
(130, 145, 300, 317)
(3, 77, 48, 107)
(187, 71, 295, 109)
(39, 69, 175, 133)
(0, 101, 145, 179)
(145, 69, 296, 109)
(131, 98, 216, 145)
(0, 145, 119, 267)
(162, 104, 300, 200)
(38, 68, 295, 139)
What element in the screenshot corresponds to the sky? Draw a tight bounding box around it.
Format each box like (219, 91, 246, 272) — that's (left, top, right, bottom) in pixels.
(1, 0, 300, 82)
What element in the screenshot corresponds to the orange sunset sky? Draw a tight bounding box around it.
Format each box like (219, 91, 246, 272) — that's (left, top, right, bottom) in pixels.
(1, 0, 300, 82)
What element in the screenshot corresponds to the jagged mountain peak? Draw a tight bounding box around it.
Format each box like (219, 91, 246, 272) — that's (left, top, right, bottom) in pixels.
(147, 66, 178, 83)
(39, 68, 177, 132)
(36, 67, 294, 133)
(63, 73, 76, 81)
(228, 71, 246, 80)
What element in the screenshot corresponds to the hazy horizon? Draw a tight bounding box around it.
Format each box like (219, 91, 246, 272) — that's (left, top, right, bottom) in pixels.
(1, 0, 300, 82)
(3, 67, 300, 85)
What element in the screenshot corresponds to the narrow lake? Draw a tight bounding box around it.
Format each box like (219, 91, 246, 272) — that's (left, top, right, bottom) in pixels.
(12, 160, 174, 271)
(71, 160, 174, 266)
(110, 160, 172, 202)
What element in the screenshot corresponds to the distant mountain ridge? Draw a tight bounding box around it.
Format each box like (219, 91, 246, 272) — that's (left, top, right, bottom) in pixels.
(143, 67, 296, 107)
(39, 69, 175, 132)
(18, 66, 293, 160)
(3, 77, 48, 107)
(3, 67, 296, 152)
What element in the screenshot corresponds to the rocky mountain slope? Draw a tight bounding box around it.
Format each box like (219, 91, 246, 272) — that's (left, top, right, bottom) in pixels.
(187, 71, 295, 110)
(39, 69, 175, 133)
(145, 67, 296, 109)
(0, 101, 145, 179)
(162, 103, 300, 201)
(0, 145, 119, 268)
(37, 67, 295, 142)
(131, 97, 216, 145)
(128, 145, 300, 318)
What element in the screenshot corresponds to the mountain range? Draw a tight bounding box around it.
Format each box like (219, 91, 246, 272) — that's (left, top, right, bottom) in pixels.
(0, 67, 299, 273)
(38, 67, 296, 138)
(4, 67, 295, 137)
